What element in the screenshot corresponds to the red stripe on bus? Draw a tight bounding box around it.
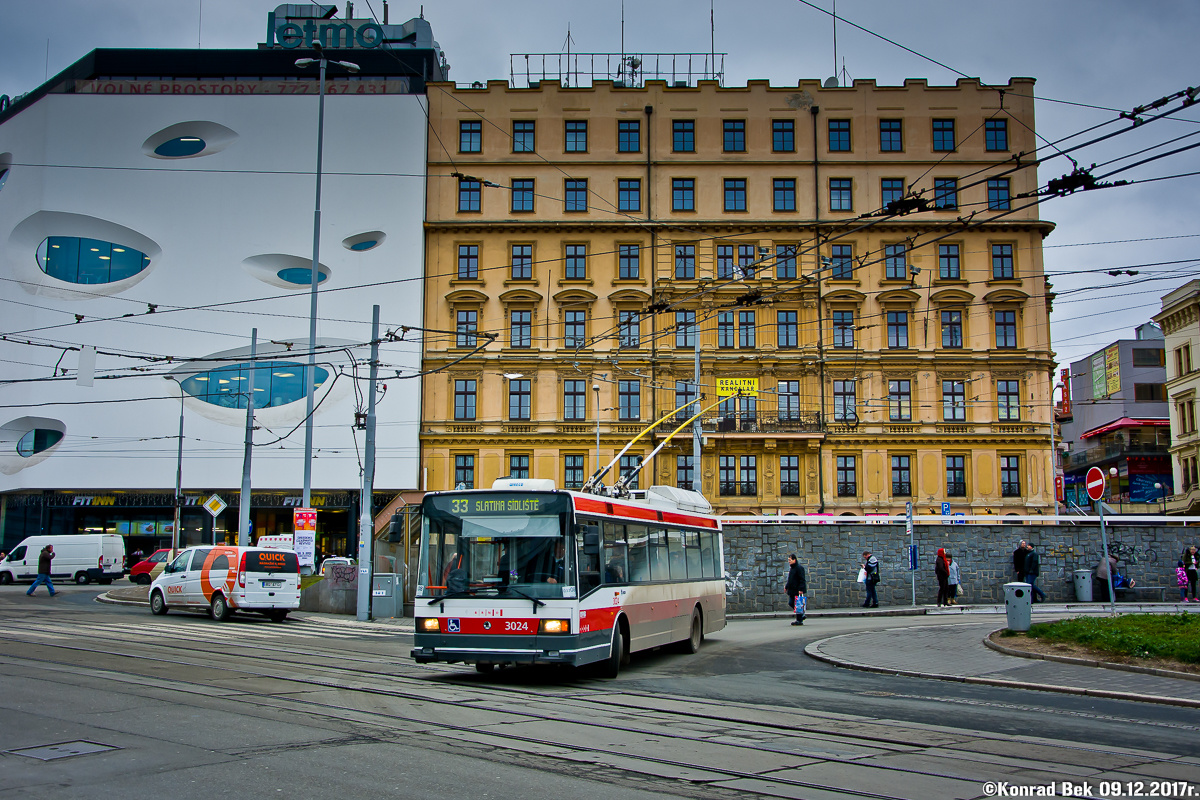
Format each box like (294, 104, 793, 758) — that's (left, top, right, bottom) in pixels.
(573, 495, 719, 528)
(661, 510, 719, 529)
(437, 617, 541, 635)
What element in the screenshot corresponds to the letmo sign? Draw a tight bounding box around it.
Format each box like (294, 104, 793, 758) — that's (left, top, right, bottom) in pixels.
(265, 11, 384, 49)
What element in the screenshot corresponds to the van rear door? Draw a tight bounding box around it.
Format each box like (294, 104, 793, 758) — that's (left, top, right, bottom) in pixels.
(241, 550, 299, 606)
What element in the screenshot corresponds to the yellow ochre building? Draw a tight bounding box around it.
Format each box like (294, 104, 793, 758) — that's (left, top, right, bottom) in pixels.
(420, 72, 1056, 518)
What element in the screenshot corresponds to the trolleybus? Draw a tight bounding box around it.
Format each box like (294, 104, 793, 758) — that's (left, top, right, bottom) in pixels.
(411, 478, 726, 677)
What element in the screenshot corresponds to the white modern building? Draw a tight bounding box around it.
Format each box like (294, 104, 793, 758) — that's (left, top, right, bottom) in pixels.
(0, 4, 446, 558)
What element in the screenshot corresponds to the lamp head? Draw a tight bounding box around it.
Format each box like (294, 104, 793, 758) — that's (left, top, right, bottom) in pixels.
(1108, 467, 1118, 477)
(295, 58, 317, 68)
(592, 384, 600, 392)
(335, 61, 361, 73)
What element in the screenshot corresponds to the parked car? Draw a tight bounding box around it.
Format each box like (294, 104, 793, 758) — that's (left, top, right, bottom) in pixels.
(319, 556, 355, 576)
(129, 548, 171, 585)
(0, 534, 125, 585)
(149, 545, 300, 622)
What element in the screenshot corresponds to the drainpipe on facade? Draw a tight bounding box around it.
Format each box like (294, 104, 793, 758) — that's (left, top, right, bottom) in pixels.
(811, 104, 826, 513)
(644, 103, 660, 488)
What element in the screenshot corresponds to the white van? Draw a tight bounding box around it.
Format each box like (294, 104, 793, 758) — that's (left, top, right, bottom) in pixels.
(148, 545, 300, 622)
(0, 534, 126, 585)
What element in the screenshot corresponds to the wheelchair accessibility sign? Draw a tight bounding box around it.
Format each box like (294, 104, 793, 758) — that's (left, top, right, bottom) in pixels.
(447, 619, 461, 633)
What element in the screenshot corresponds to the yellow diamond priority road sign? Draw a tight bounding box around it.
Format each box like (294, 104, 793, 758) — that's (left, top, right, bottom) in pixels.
(203, 494, 228, 517)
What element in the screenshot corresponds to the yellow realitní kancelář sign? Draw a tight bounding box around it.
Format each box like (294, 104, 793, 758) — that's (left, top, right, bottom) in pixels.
(716, 377, 758, 397)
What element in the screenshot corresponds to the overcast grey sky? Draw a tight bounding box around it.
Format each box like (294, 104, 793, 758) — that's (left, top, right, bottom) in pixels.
(5, 0, 1198, 373)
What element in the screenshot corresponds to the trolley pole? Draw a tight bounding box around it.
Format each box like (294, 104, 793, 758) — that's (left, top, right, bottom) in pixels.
(357, 306, 380, 622)
(693, 330, 702, 471)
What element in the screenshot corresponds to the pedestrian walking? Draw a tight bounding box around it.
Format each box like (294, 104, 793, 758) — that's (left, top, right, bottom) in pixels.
(785, 554, 807, 626)
(1182, 545, 1198, 601)
(860, 550, 880, 608)
(946, 551, 961, 605)
(26, 545, 57, 597)
(1023, 542, 1046, 603)
(934, 547, 950, 606)
(1012, 539, 1027, 583)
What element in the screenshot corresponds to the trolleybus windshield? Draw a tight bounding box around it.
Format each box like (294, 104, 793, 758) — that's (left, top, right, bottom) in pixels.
(419, 493, 574, 600)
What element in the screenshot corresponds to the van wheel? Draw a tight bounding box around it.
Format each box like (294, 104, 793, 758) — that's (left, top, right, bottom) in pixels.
(475, 662, 495, 674)
(0, 572, 11, 586)
(678, 607, 703, 654)
(150, 591, 168, 615)
(135, 575, 151, 585)
(210, 594, 232, 622)
(75, 572, 91, 585)
(596, 624, 625, 679)
(268, 610, 288, 623)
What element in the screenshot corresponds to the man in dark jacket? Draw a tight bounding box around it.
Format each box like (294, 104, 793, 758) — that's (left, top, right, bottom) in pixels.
(1023, 542, 1046, 603)
(26, 544, 57, 597)
(785, 554, 807, 626)
(1012, 539, 1027, 583)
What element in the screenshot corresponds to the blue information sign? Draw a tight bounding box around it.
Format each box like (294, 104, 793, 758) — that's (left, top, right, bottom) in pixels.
(908, 544, 919, 571)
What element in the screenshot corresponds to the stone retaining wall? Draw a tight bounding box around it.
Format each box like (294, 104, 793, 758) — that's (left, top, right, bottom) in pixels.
(722, 523, 1191, 612)
(299, 564, 358, 614)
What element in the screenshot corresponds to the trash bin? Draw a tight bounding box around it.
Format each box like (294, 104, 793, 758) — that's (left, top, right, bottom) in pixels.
(1073, 569, 1093, 602)
(1004, 582, 1032, 632)
(371, 573, 399, 618)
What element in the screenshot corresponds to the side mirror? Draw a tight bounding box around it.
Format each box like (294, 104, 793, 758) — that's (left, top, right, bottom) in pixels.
(387, 512, 403, 543)
(582, 530, 600, 557)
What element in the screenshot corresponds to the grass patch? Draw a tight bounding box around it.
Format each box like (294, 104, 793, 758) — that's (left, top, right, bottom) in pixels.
(1026, 614, 1200, 664)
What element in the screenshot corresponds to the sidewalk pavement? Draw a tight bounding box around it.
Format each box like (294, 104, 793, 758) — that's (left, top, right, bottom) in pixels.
(805, 611, 1200, 709)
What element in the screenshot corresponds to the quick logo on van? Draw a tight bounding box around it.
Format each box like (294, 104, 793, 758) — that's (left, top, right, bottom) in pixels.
(259, 552, 287, 565)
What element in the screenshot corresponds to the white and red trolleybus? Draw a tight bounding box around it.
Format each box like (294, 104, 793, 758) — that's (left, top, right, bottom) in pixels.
(411, 478, 726, 677)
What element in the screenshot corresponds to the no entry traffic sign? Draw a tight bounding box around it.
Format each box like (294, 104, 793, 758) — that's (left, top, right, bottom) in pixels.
(1085, 466, 1106, 501)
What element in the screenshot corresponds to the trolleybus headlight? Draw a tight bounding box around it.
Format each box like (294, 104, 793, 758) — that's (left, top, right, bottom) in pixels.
(419, 618, 441, 632)
(539, 619, 570, 634)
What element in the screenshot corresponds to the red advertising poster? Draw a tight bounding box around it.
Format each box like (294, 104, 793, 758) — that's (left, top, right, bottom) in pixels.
(292, 508, 317, 567)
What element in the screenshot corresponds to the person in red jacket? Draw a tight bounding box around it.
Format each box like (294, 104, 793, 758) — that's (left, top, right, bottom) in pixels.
(934, 548, 950, 607)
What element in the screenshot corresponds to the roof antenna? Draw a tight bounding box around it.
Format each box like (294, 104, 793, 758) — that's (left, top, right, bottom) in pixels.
(824, 0, 839, 88)
(383, 0, 388, 24)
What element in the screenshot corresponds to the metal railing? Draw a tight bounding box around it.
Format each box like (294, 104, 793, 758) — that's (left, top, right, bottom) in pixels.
(510, 51, 726, 89)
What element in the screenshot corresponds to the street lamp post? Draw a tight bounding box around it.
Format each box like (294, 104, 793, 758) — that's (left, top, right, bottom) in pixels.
(296, 43, 359, 509)
(164, 377, 185, 555)
(1154, 481, 1167, 515)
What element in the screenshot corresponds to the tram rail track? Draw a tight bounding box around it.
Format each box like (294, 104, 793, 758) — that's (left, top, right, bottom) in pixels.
(1, 615, 1195, 800)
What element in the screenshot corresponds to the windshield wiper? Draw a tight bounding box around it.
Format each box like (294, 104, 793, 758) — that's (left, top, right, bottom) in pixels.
(427, 588, 477, 604)
(501, 586, 546, 612)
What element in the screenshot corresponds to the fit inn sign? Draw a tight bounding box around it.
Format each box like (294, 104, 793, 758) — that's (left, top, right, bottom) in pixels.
(265, 11, 385, 50)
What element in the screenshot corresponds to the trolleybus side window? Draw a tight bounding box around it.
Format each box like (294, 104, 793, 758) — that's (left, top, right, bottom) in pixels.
(667, 529, 686, 580)
(626, 523, 649, 582)
(648, 526, 669, 580)
(683, 530, 702, 578)
(578, 522, 601, 592)
(602, 522, 628, 583)
(700, 530, 717, 579)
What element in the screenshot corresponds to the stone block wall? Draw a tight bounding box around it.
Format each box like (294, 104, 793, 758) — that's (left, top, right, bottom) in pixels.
(299, 564, 358, 614)
(722, 523, 1192, 612)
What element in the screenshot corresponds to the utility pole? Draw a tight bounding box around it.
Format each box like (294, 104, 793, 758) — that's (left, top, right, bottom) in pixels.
(238, 329, 256, 547)
(693, 319, 702, 479)
(357, 306, 380, 621)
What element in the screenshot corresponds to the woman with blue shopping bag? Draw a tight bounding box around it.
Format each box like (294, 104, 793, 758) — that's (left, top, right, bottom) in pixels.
(785, 554, 807, 626)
